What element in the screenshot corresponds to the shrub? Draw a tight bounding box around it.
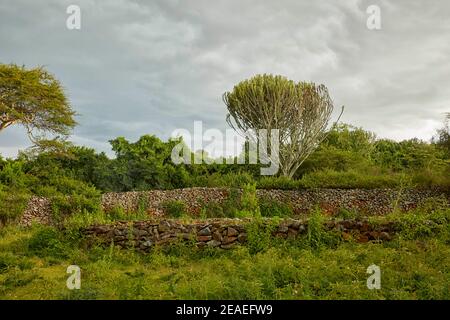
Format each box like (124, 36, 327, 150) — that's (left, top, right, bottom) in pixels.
(396, 213, 436, 240)
(335, 207, 359, 220)
(306, 208, 326, 249)
(108, 206, 127, 220)
(102, 206, 149, 222)
(0, 161, 33, 189)
(51, 192, 101, 218)
(246, 218, 278, 254)
(0, 186, 30, 225)
(201, 201, 225, 218)
(257, 176, 298, 190)
(220, 172, 255, 188)
(137, 194, 150, 215)
(415, 196, 449, 214)
(0, 252, 33, 274)
(259, 198, 293, 217)
(222, 188, 241, 217)
(411, 169, 450, 188)
(304, 208, 341, 249)
(240, 183, 260, 217)
(161, 200, 186, 218)
(300, 169, 400, 189)
(27, 226, 69, 259)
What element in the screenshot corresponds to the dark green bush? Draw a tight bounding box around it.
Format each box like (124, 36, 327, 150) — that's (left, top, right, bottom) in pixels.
(107, 206, 128, 220)
(0, 186, 30, 225)
(222, 188, 242, 217)
(27, 226, 69, 259)
(161, 200, 186, 218)
(259, 198, 293, 217)
(50, 191, 101, 218)
(335, 207, 360, 220)
(246, 218, 278, 254)
(201, 201, 225, 218)
(257, 176, 299, 190)
(300, 169, 401, 189)
(239, 183, 260, 217)
(304, 208, 341, 249)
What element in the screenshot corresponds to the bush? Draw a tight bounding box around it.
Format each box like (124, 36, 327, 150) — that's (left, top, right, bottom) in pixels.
(415, 196, 449, 214)
(222, 188, 241, 218)
(306, 208, 326, 249)
(107, 206, 128, 220)
(218, 172, 255, 188)
(240, 183, 260, 217)
(304, 208, 341, 249)
(137, 194, 150, 215)
(300, 169, 400, 189)
(191, 172, 256, 188)
(257, 176, 298, 190)
(0, 186, 30, 225)
(411, 170, 450, 188)
(335, 207, 359, 220)
(27, 226, 69, 259)
(161, 200, 186, 218)
(200, 201, 225, 218)
(259, 198, 293, 217)
(256, 170, 410, 190)
(246, 218, 278, 254)
(51, 192, 101, 218)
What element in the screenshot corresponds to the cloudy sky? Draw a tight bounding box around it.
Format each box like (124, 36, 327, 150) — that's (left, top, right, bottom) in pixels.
(0, 0, 449, 158)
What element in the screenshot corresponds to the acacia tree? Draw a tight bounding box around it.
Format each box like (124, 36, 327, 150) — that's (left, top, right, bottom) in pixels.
(0, 64, 76, 146)
(223, 74, 343, 178)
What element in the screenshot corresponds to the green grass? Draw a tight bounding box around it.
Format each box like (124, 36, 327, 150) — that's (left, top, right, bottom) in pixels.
(0, 207, 449, 300)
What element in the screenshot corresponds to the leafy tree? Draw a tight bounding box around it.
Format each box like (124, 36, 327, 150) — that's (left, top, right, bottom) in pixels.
(372, 138, 447, 172)
(108, 135, 191, 191)
(223, 74, 343, 178)
(433, 113, 450, 155)
(297, 124, 376, 176)
(323, 123, 376, 157)
(0, 63, 76, 144)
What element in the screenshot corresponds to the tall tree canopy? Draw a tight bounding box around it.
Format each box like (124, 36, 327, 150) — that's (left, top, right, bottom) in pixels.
(0, 64, 76, 144)
(223, 74, 343, 178)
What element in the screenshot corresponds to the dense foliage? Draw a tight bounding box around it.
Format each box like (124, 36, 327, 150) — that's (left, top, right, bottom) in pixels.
(0, 121, 449, 223)
(0, 64, 76, 145)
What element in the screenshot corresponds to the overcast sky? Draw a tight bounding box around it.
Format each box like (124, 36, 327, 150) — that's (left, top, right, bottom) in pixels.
(0, 0, 449, 158)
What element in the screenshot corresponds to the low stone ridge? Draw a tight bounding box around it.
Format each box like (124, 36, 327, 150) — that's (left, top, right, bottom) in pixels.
(83, 218, 397, 252)
(19, 187, 450, 226)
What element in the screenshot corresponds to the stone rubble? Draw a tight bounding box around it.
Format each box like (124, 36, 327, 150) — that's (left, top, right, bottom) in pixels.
(83, 217, 398, 252)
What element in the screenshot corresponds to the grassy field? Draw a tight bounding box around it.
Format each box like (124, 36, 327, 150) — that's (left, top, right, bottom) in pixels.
(1, 205, 449, 300)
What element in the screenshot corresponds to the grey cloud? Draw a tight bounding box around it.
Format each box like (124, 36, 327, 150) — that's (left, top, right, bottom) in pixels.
(0, 0, 449, 158)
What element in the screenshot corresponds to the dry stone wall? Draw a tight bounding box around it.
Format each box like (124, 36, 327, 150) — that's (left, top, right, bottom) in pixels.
(83, 218, 397, 252)
(20, 197, 53, 227)
(20, 187, 450, 226)
(101, 187, 449, 215)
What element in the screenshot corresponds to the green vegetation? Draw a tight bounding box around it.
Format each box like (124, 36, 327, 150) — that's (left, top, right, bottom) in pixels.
(0, 122, 448, 225)
(223, 74, 342, 178)
(0, 64, 76, 150)
(259, 198, 293, 218)
(0, 208, 449, 300)
(1, 67, 449, 300)
(161, 200, 187, 218)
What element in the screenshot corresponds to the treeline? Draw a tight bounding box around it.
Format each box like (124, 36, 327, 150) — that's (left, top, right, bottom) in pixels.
(0, 123, 449, 224)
